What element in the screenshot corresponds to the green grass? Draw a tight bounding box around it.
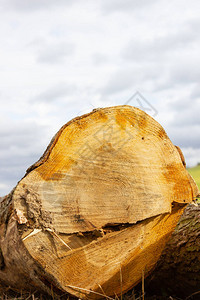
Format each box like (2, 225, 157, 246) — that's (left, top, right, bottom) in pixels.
(187, 164, 200, 191)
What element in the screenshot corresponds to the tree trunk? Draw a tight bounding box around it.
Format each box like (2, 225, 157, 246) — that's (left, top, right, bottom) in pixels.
(0, 106, 198, 299)
(145, 202, 200, 299)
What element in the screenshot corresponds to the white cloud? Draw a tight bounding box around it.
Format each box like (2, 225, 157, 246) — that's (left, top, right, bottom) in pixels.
(0, 0, 200, 195)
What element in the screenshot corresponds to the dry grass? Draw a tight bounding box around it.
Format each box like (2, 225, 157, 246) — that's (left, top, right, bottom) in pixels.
(0, 286, 189, 300)
(0, 287, 53, 300)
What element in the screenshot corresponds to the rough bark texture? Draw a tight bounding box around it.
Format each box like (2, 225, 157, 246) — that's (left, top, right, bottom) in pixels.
(0, 106, 199, 299)
(146, 202, 200, 299)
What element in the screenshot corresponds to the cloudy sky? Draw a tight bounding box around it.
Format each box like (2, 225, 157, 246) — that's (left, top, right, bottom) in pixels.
(0, 0, 200, 196)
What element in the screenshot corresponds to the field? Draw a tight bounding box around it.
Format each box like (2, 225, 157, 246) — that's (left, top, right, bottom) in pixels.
(188, 164, 200, 191)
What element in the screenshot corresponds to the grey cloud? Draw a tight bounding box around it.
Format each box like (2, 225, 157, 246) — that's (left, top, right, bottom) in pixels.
(167, 124, 200, 149)
(167, 95, 200, 127)
(0, 155, 39, 196)
(0, 121, 50, 196)
(33, 83, 76, 103)
(167, 97, 197, 113)
(2, 0, 75, 12)
(191, 85, 200, 99)
(92, 53, 109, 65)
(101, 68, 136, 96)
(103, 24, 200, 97)
(163, 96, 200, 158)
(151, 60, 200, 93)
(100, 64, 161, 96)
(122, 30, 198, 63)
(37, 42, 75, 64)
(119, 29, 200, 94)
(168, 62, 200, 86)
(187, 18, 200, 33)
(0, 122, 45, 146)
(101, 0, 158, 13)
(181, 147, 200, 167)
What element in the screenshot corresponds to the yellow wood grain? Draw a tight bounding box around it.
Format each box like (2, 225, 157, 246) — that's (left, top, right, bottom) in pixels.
(11, 106, 199, 298)
(23, 207, 184, 299)
(13, 106, 195, 233)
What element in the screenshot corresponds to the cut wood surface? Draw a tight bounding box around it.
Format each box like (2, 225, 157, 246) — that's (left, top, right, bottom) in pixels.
(0, 106, 199, 299)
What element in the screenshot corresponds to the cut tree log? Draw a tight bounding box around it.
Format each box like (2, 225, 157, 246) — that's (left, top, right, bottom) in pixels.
(145, 202, 200, 299)
(0, 106, 198, 299)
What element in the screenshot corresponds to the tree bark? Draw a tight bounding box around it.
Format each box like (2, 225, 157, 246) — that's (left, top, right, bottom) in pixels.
(0, 106, 198, 299)
(146, 202, 200, 299)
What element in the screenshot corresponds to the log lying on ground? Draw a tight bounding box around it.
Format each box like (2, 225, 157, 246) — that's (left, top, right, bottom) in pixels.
(146, 202, 200, 299)
(0, 106, 199, 299)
